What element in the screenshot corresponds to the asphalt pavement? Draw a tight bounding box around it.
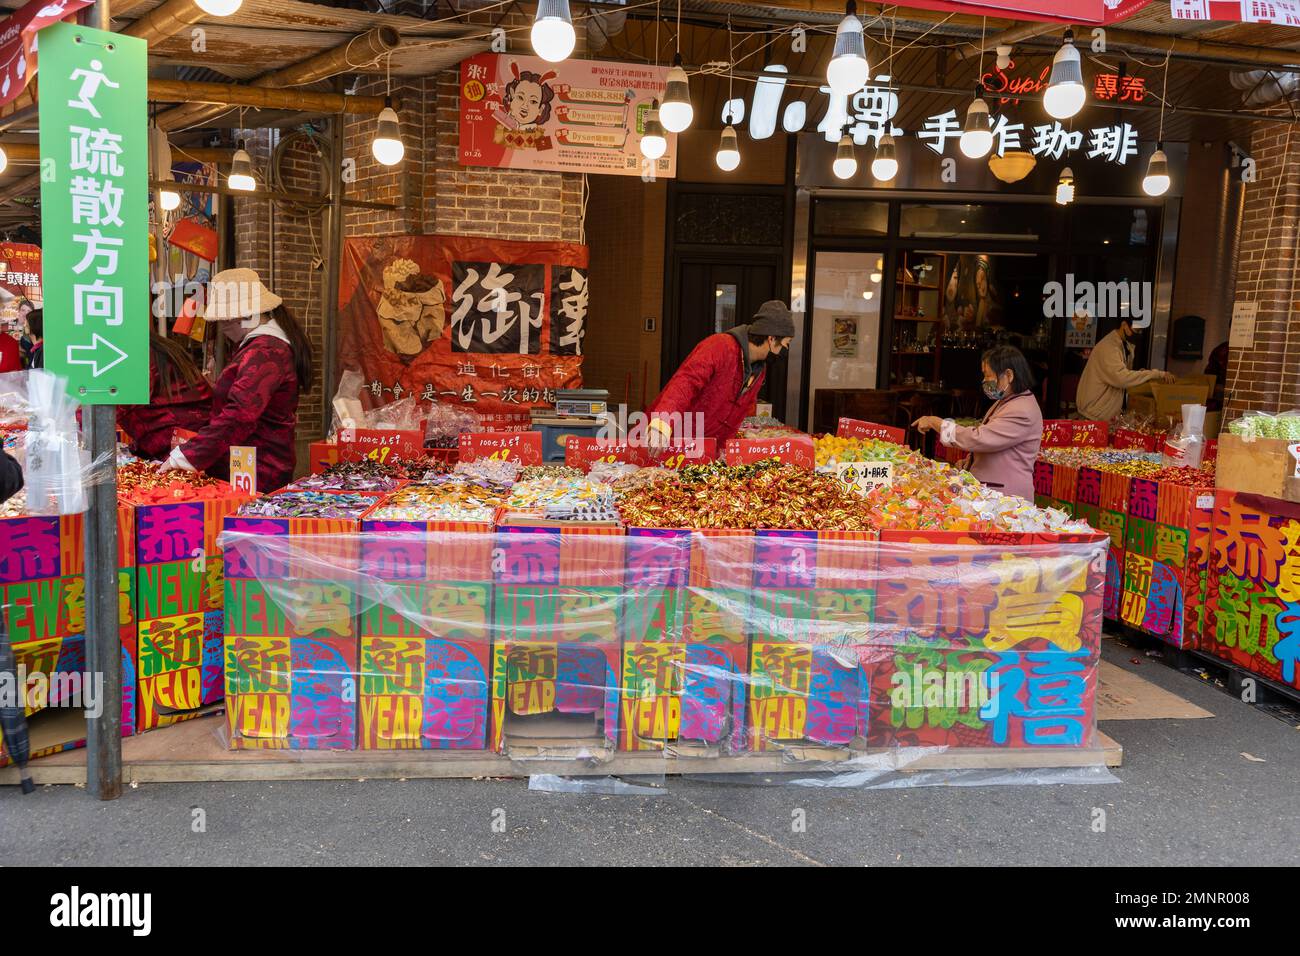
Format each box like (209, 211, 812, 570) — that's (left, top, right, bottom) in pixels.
(3, 634, 1298, 866)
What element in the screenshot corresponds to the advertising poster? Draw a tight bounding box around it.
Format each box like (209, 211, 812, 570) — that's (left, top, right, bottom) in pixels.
(459, 52, 676, 179)
(831, 315, 857, 357)
(338, 234, 588, 429)
(1066, 309, 1097, 349)
(0, 241, 41, 340)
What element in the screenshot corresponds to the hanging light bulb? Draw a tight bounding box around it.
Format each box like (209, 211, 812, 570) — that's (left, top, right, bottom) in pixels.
(639, 100, 667, 160)
(715, 124, 740, 172)
(827, 0, 870, 98)
(1044, 30, 1085, 120)
(372, 99, 404, 166)
(959, 91, 993, 159)
(660, 53, 693, 133)
(995, 45, 1012, 70)
(1142, 143, 1170, 196)
(1056, 166, 1075, 205)
(832, 131, 857, 180)
(195, 0, 242, 15)
(871, 133, 898, 181)
(228, 141, 256, 192)
(159, 189, 181, 211)
(532, 0, 576, 63)
(0, 144, 8, 175)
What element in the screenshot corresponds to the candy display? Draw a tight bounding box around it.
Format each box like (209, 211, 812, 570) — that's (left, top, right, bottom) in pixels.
(454, 458, 521, 487)
(1037, 447, 1162, 469)
(237, 491, 377, 519)
(519, 464, 583, 481)
(367, 477, 506, 523)
(288, 459, 406, 492)
(116, 460, 235, 504)
(506, 474, 618, 522)
(815, 434, 912, 468)
(425, 402, 482, 449)
(0, 488, 24, 517)
(739, 414, 785, 429)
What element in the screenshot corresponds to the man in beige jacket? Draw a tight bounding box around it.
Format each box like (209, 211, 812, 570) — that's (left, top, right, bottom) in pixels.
(1076, 319, 1174, 420)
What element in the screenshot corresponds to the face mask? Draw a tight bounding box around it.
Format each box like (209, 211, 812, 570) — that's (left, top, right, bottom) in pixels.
(982, 379, 1007, 401)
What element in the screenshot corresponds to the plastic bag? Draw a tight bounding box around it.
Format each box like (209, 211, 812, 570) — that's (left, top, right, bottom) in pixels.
(424, 401, 481, 449)
(1162, 403, 1206, 468)
(329, 369, 366, 437)
(1227, 408, 1300, 442)
(0, 369, 112, 515)
(365, 394, 424, 432)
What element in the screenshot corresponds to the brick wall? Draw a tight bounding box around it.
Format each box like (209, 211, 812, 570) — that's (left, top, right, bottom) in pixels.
(1225, 119, 1300, 418)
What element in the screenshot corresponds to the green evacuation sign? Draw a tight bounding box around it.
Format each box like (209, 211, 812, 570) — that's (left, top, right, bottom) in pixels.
(38, 22, 148, 405)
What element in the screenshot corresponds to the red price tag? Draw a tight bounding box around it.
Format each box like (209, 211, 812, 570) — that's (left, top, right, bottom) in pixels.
(1041, 420, 1076, 448)
(836, 417, 906, 444)
(459, 430, 544, 464)
(564, 436, 718, 471)
(338, 428, 424, 464)
(1070, 420, 1109, 447)
(724, 435, 815, 469)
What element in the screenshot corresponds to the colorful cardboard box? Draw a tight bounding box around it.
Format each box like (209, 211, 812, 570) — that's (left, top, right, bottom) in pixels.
(0, 508, 137, 767)
(490, 524, 623, 754)
(222, 513, 363, 749)
(1033, 459, 1079, 514)
(1204, 490, 1300, 690)
(747, 529, 877, 752)
(357, 520, 493, 750)
(134, 495, 248, 730)
(621, 528, 753, 754)
(869, 529, 1107, 748)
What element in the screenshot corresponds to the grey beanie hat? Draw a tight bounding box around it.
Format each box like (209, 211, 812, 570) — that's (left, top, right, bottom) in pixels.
(749, 300, 795, 338)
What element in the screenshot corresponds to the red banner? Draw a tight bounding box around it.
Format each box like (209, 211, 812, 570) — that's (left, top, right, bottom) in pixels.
(459, 430, 544, 465)
(0, 0, 92, 108)
(1170, 0, 1300, 24)
(564, 436, 717, 470)
(836, 417, 906, 444)
(338, 428, 425, 464)
(338, 234, 588, 429)
(725, 436, 816, 469)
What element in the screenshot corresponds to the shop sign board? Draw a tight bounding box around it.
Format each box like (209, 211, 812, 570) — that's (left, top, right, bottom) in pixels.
(459, 52, 676, 179)
(38, 22, 148, 405)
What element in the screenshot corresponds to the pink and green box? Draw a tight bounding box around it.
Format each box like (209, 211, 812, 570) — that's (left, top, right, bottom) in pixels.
(621, 527, 753, 753)
(134, 495, 248, 731)
(490, 524, 624, 754)
(747, 529, 877, 752)
(0, 508, 137, 767)
(357, 519, 493, 750)
(222, 513, 362, 750)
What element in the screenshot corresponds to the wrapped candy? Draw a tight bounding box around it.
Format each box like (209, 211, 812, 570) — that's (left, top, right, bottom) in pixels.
(814, 434, 911, 468)
(237, 491, 376, 519)
(454, 458, 521, 487)
(368, 478, 505, 523)
(116, 460, 236, 504)
(507, 475, 618, 522)
(287, 459, 405, 492)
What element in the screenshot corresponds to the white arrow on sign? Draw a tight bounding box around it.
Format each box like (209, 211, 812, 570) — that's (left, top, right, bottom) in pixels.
(67, 333, 128, 377)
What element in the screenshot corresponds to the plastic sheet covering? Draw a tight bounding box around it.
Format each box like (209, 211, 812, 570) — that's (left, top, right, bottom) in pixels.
(0, 369, 113, 515)
(216, 521, 1113, 785)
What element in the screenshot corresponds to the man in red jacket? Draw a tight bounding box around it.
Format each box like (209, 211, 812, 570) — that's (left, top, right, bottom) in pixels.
(647, 300, 795, 447)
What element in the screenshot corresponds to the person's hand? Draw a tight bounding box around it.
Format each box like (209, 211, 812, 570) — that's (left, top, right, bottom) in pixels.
(158, 446, 195, 473)
(912, 415, 943, 434)
(646, 423, 670, 449)
(1161, 371, 1177, 384)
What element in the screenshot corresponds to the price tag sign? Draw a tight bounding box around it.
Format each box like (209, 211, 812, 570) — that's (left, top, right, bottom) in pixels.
(564, 436, 718, 470)
(1070, 420, 1109, 447)
(229, 445, 257, 495)
(724, 436, 816, 469)
(836, 417, 906, 444)
(1041, 420, 1076, 447)
(459, 430, 544, 464)
(338, 428, 424, 464)
(836, 460, 893, 496)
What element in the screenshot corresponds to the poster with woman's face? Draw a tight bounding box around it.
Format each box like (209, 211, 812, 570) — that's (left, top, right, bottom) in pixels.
(944, 254, 1001, 331)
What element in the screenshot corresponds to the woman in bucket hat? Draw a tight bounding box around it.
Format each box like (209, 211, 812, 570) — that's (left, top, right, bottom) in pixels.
(162, 268, 314, 491)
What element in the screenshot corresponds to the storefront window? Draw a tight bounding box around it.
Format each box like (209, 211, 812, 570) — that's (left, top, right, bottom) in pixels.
(808, 251, 884, 396)
(813, 200, 889, 237)
(899, 203, 1048, 241)
(714, 283, 737, 332)
(1069, 204, 1160, 248)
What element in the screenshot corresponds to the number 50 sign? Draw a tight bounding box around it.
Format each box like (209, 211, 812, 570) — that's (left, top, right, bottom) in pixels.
(229, 446, 257, 495)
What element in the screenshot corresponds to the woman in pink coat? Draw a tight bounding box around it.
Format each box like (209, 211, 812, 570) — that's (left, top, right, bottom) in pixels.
(914, 345, 1042, 502)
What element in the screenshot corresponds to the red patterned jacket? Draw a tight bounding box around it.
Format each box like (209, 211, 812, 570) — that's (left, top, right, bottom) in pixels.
(117, 356, 213, 459)
(179, 335, 301, 491)
(647, 328, 765, 443)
